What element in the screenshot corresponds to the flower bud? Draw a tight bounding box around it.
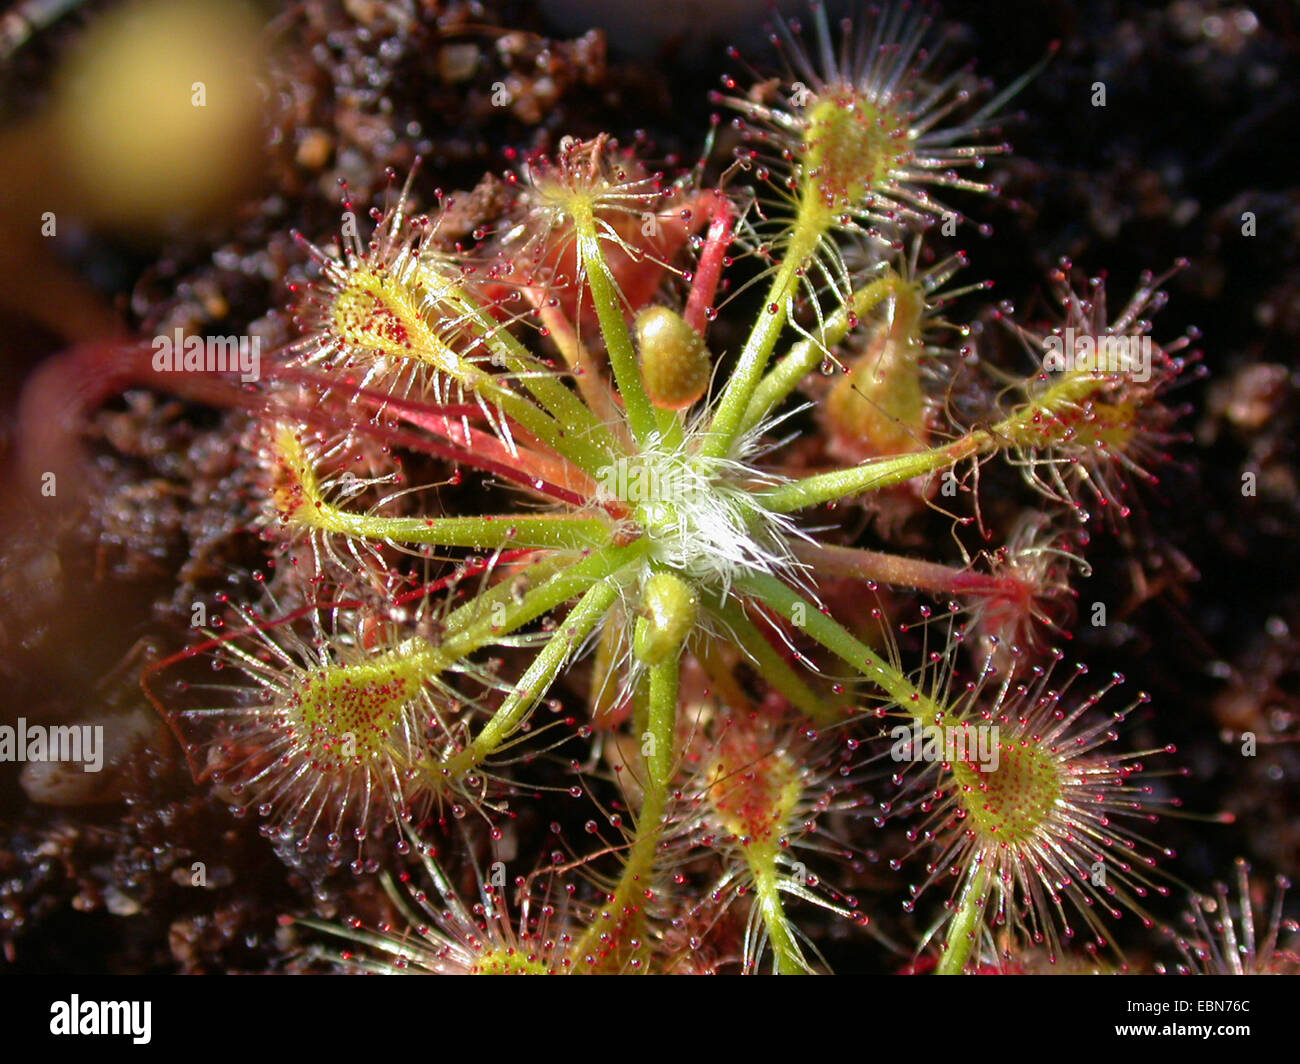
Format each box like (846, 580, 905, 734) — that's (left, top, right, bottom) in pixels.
(824, 326, 928, 460)
(633, 571, 698, 665)
(636, 307, 710, 410)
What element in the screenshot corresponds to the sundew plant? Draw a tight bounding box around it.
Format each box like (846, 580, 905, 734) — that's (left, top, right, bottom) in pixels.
(91, 0, 1291, 975)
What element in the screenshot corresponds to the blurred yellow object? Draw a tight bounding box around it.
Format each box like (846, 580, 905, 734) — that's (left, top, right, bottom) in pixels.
(48, 0, 264, 232)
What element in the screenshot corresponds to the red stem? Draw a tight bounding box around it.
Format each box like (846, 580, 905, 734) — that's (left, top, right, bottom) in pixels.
(794, 542, 1028, 599)
(684, 190, 734, 336)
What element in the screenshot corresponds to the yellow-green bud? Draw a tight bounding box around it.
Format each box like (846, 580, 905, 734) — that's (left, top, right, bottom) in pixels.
(636, 307, 710, 410)
(632, 571, 699, 665)
(824, 324, 928, 460)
